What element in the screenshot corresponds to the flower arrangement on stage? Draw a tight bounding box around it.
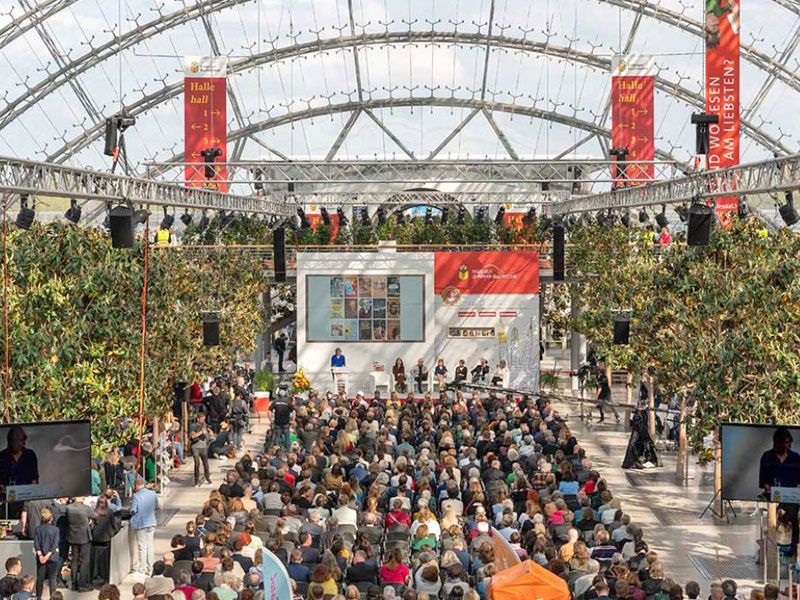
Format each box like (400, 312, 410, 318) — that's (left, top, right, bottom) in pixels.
(292, 368, 312, 392)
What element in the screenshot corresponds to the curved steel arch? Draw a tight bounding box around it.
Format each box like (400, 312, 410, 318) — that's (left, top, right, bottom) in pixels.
(0, 0, 80, 48)
(5, 0, 800, 137)
(153, 96, 685, 169)
(46, 31, 789, 164)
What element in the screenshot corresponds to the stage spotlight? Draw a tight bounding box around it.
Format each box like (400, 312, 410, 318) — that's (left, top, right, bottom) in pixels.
(638, 208, 650, 224)
(199, 211, 209, 230)
(523, 207, 536, 224)
(360, 207, 370, 227)
(133, 209, 149, 225)
(541, 182, 550, 192)
(655, 205, 669, 228)
(440, 206, 450, 224)
(621, 209, 631, 228)
(297, 208, 311, 229)
(160, 209, 175, 230)
(567, 215, 578, 228)
(780, 191, 800, 226)
(64, 199, 82, 224)
(495, 206, 506, 225)
(457, 206, 467, 225)
(396, 211, 405, 225)
(571, 166, 583, 195)
(15, 195, 34, 230)
(676, 204, 689, 223)
(181, 212, 192, 226)
(377, 207, 386, 225)
(337, 207, 348, 226)
(691, 112, 718, 155)
(604, 210, 618, 227)
(320, 207, 331, 226)
(475, 206, 487, 224)
(200, 147, 222, 178)
(424, 207, 433, 225)
(738, 196, 753, 220)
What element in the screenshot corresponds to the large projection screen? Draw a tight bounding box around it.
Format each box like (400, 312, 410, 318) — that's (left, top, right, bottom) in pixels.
(721, 422, 800, 501)
(0, 420, 91, 502)
(306, 275, 424, 342)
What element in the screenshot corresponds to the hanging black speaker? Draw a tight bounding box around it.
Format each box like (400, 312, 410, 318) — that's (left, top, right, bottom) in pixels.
(613, 315, 630, 345)
(109, 205, 134, 249)
(553, 223, 565, 281)
(273, 227, 286, 283)
(688, 203, 713, 246)
(203, 315, 220, 347)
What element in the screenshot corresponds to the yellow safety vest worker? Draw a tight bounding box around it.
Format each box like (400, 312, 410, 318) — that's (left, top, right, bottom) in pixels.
(156, 228, 170, 246)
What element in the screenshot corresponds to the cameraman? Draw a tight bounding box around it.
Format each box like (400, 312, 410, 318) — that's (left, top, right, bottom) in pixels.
(270, 384, 293, 450)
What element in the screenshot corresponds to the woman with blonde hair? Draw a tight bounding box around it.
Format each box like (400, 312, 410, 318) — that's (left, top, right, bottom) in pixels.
(441, 503, 459, 531)
(411, 524, 436, 552)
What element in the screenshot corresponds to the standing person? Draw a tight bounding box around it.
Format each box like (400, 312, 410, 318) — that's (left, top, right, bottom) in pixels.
(659, 226, 672, 245)
(90, 495, 119, 586)
(130, 477, 159, 577)
(273, 333, 287, 373)
(65, 498, 97, 592)
(410, 358, 428, 394)
(330, 348, 346, 381)
(21, 499, 51, 541)
(34, 508, 59, 600)
(270, 385, 293, 450)
(229, 391, 248, 452)
(189, 413, 212, 487)
(594, 365, 620, 423)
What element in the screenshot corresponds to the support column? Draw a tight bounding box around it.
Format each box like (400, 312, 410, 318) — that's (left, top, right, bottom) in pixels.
(570, 284, 586, 392)
(676, 394, 688, 484)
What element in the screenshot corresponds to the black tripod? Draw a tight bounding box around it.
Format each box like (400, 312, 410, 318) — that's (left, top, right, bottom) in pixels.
(700, 488, 737, 523)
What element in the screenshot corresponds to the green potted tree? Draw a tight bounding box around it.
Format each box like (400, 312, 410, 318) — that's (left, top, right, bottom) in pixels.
(253, 368, 274, 414)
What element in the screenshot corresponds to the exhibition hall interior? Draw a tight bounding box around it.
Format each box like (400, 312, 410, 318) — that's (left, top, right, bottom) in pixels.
(1, 1, 800, 600)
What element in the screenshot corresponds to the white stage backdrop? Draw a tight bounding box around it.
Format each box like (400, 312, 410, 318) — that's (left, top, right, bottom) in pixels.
(296, 250, 539, 394)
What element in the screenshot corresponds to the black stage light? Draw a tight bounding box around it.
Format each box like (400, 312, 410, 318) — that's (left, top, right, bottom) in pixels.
(377, 207, 386, 225)
(676, 204, 689, 223)
(688, 203, 714, 246)
(15, 195, 34, 230)
(320, 207, 331, 226)
(181, 213, 192, 226)
(337, 207, 348, 226)
(495, 206, 506, 225)
(523, 207, 536, 224)
(297, 208, 310, 229)
(738, 196, 753, 220)
(64, 199, 82, 224)
(424, 207, 433, 225)
(109, 205, 134, 248)
(440, 206, 450, 224)
(457, 206, 467, 225)
(691, 113, 719, 155)
(160, 210, 175, 230)
(655, 205, 669, 229)
(621, 209, 631, 228)
(638, 208, 650, 224)
(103, 117, 118, 157)
(199, 211, 209, 230)
(360, 207, 370, 227)
(200, 147, 223, 178)
(133, 209, 149, 225)
(779, 192, 799, 226)
(396, 211, 405, 225)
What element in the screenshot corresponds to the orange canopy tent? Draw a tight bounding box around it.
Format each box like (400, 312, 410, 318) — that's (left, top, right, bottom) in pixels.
(488, 560, 570, 600)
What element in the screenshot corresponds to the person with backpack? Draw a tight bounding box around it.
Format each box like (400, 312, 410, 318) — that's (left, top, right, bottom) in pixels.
(229, 391, 248, 452)
(270, 384, 293, 450)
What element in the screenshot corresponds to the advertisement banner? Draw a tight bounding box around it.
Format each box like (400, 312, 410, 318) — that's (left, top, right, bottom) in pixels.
(184, 56, 228, 191)
(705, 0, 740, 224)
(434, 251, 540, 296)
(261, 548, 292, 600)
(611, 55, 655, 184)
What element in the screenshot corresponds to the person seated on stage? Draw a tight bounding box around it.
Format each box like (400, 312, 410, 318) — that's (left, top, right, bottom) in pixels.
(391, 358, 407, 393)
(410, 358, 429, 393)
(434, 359, 448, 390)
(490, 360, 509, 387)
(471, 358, 490, 383)
(453, 359, 469, 385)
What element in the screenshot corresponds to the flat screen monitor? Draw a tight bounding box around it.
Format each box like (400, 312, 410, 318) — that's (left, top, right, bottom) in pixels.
(0, 420, 91, 502)
(721, 422, 800, 502)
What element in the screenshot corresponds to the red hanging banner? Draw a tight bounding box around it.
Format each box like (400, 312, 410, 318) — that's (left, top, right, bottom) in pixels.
(705, 0, 740, 224)
(184, 57, 228, 192)
(611, 56, 655, 185)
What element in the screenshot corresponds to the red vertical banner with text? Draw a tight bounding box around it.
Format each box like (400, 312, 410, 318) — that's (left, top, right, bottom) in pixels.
(611, 55, 655, 185)
(705, 0, 740, 225)
(184, 56, 228, 192)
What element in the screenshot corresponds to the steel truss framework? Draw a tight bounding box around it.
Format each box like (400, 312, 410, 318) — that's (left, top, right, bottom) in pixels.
(151, 159, 682, 187)
(0, 156, 294, 216)
(543, 154, 800, 215)
(18, 29, 790, 165)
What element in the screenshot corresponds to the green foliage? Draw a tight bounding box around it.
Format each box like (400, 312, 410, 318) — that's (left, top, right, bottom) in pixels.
(568, 219, 800, 449)
(183, 213, 273, 245)
(1, 223, 266, 452)
(253, 368, 275, 392)
(540, 371, 560, 392)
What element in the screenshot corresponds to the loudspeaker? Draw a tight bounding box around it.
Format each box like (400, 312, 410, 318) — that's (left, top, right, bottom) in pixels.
(688, 204, 713, 246)
(613, 316, 630, 345)
(273, 227, 286, 282)
(203, 316, 219, 347)
(553, 223, 565, 281)
(109, 205, 134, 249)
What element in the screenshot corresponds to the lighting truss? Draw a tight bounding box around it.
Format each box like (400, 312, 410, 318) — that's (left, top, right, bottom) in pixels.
(0, 156, 294, 216)
(544, 153, 800, 215)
